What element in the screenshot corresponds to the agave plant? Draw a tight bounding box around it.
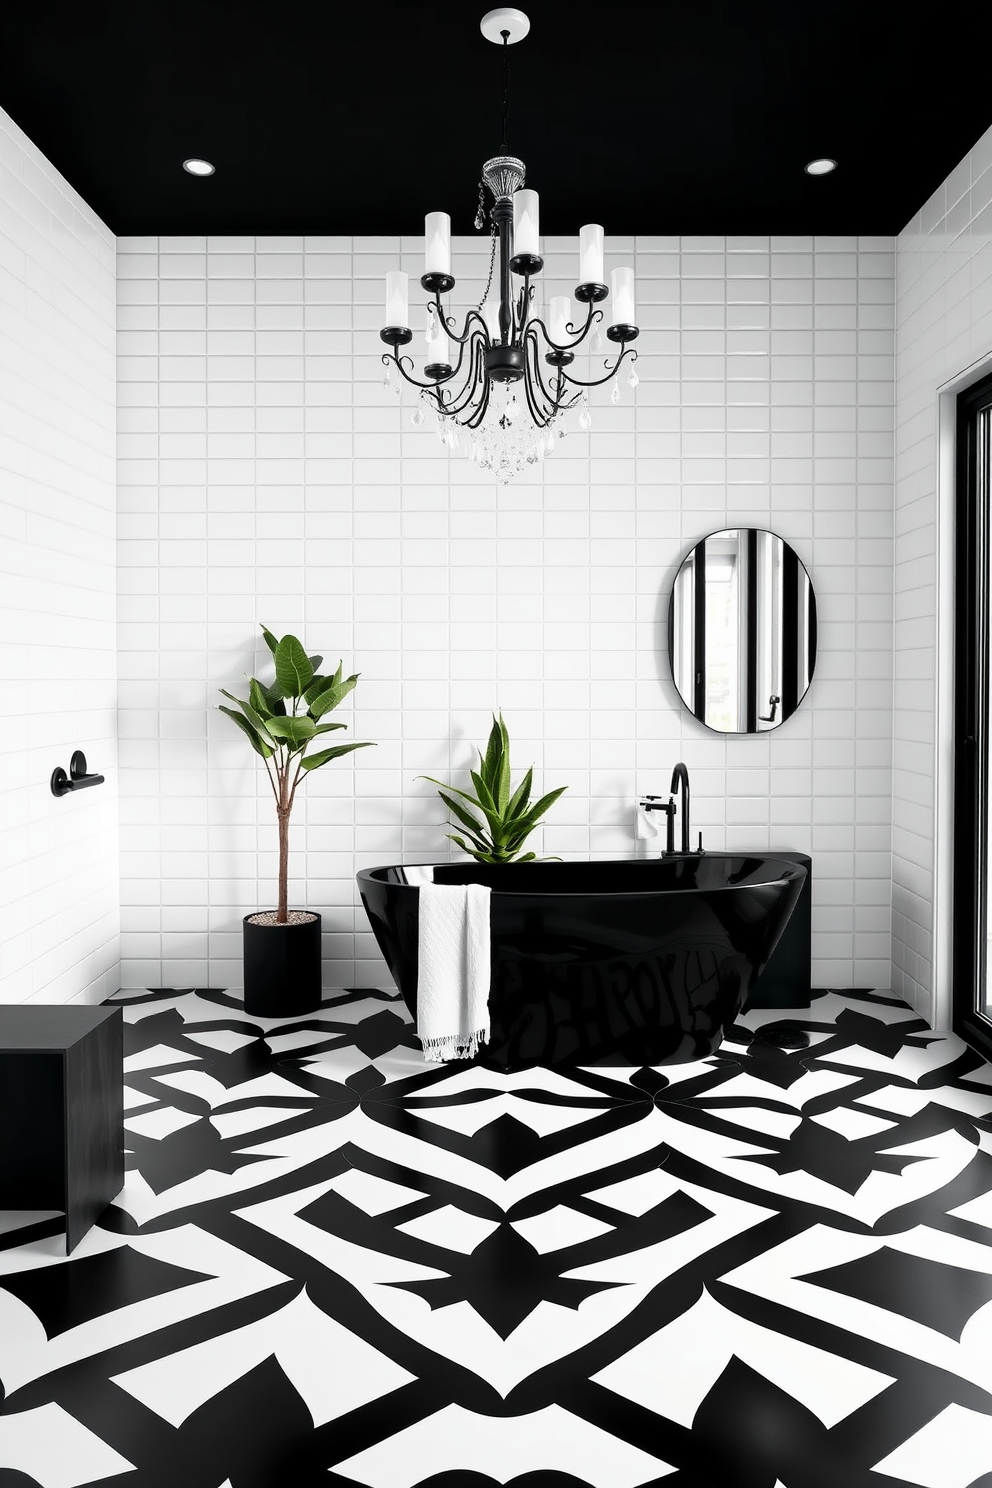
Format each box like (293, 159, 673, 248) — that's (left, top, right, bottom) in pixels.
(219, 625, 374, 921)
(421, 714, 566, 864)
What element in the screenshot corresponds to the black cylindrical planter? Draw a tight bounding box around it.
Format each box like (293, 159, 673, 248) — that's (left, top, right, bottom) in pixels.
(242, 911, 322, 1017)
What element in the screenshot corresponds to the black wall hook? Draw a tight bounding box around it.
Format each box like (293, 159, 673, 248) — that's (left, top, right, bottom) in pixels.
(51, 751, 105, 798)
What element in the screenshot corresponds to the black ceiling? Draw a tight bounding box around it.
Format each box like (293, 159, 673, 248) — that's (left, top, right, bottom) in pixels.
(3, 1, 992, 237)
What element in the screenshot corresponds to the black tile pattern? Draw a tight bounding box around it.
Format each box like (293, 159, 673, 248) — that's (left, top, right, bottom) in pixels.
(0, 1246, 213, 1341)
(2, 987, 992, 1486)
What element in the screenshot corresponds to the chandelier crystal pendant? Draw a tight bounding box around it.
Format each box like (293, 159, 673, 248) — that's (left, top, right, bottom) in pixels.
(379, 6, 639, 484)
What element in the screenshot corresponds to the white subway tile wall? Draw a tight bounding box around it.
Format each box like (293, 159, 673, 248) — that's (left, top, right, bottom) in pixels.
(894, 121, 992, 1024)
(0, 106, 119, 1005)
(114, 234, 895, 994)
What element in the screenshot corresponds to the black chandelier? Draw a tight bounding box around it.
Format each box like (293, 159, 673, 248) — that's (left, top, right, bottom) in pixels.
(379, 6, 640, 483)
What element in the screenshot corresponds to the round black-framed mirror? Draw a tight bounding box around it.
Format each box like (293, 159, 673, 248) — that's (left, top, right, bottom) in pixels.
(668, 528, 817, 734)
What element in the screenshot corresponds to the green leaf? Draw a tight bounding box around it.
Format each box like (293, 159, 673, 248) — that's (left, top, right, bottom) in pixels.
(262, 682, 287, 716)
(436, 789, 487, 839)
(482, 715, 503, 792)
(248, 676, 275, 719)
(219, 689, 276, 745)
(308, 655, 323, 673)
(512, 786, 568, 836)
(260, 624, 279, 655)
(506, 766, 533, 820)
(273, 634, 313, 698)
(467, 771, 503, 835)
(496, 788, 568, 854)
(450, 821, 492, 850)
(308, 674, 358, 719)
(469, 769, 498, 815)
(299, 740, 375, 772)
(448, 834, 495, 864)
(219, 705, 273, 759)
(265, 715, 317, 747)
(312, 722, 348, 736)
(496, 714, 511, 813)
(418, 776, 488, 811)
(303, 674, 328, 705)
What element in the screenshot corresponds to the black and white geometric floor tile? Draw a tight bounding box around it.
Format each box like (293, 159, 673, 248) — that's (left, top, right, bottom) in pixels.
(3, 986, 992, 1486)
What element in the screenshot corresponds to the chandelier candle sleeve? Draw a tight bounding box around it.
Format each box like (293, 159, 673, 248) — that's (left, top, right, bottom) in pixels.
(549, 296, 570, 344)
(385, 271, 409, 329)
(611, 267, 636, 327)
(579, 224, 605, 286)
(512, 190, 540, 259)
(426, 320, 448, 360)
(482, 298, 500, 339)
(425, 213, 451, 276)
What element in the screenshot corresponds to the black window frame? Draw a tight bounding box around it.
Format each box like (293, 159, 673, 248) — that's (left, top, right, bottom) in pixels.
(953, 369, 992, 1061)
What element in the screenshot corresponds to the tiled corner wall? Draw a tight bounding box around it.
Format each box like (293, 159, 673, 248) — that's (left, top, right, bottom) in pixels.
(894, 121, 992, 1025)
(115, 233, 895, 994)
(0, 105, 119, 1005)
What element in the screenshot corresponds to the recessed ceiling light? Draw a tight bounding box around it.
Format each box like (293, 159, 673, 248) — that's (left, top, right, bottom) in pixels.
(804, 158, 837, 176)
(182, 158, 215, 176)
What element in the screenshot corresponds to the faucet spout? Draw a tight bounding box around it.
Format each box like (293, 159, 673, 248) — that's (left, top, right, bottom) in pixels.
(670, 761, 690, 853)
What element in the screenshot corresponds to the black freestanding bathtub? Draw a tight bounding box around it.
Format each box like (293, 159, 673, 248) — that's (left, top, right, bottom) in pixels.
(357, 855, 807, 1068)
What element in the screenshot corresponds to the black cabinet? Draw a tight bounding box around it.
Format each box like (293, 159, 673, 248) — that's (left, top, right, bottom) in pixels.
(0, 1006, 123, 1253)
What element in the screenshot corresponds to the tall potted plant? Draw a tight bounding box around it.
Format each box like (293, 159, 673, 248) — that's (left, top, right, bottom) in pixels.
(219, 625, 374, 1016)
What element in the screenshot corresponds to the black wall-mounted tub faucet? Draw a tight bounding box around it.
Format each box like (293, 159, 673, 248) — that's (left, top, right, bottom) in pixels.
(670, 761, 690, 853)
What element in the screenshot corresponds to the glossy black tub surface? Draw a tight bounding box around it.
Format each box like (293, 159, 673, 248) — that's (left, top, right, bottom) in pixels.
(357, 855, 807, 1068)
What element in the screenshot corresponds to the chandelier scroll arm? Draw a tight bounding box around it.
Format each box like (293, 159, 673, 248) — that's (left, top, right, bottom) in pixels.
(527, 298, 602, 354)
(438, 332, 490, 420)
(424, 323, 484, 403)
(520, 330, 561, 428)
(524, 323, 567, 413)
(515, 275, 540, 340)
(441, 328, 472, 384)
(553, 344, 638, 390)
(431, 302, 491, 348)
(547, 360, 580, 413)
(465, 364, 492, 429)
(521, 354, 550, 429)
(381, 350, 453, 395)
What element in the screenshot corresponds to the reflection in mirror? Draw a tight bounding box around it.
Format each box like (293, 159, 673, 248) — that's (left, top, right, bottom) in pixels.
(669, 528, 817, 734)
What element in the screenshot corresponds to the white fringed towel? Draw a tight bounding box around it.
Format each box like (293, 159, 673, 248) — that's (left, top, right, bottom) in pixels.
(416, 883, 491, 1062)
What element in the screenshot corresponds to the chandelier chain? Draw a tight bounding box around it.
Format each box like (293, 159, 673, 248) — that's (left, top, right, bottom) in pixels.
(474, 222, 498, 315)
